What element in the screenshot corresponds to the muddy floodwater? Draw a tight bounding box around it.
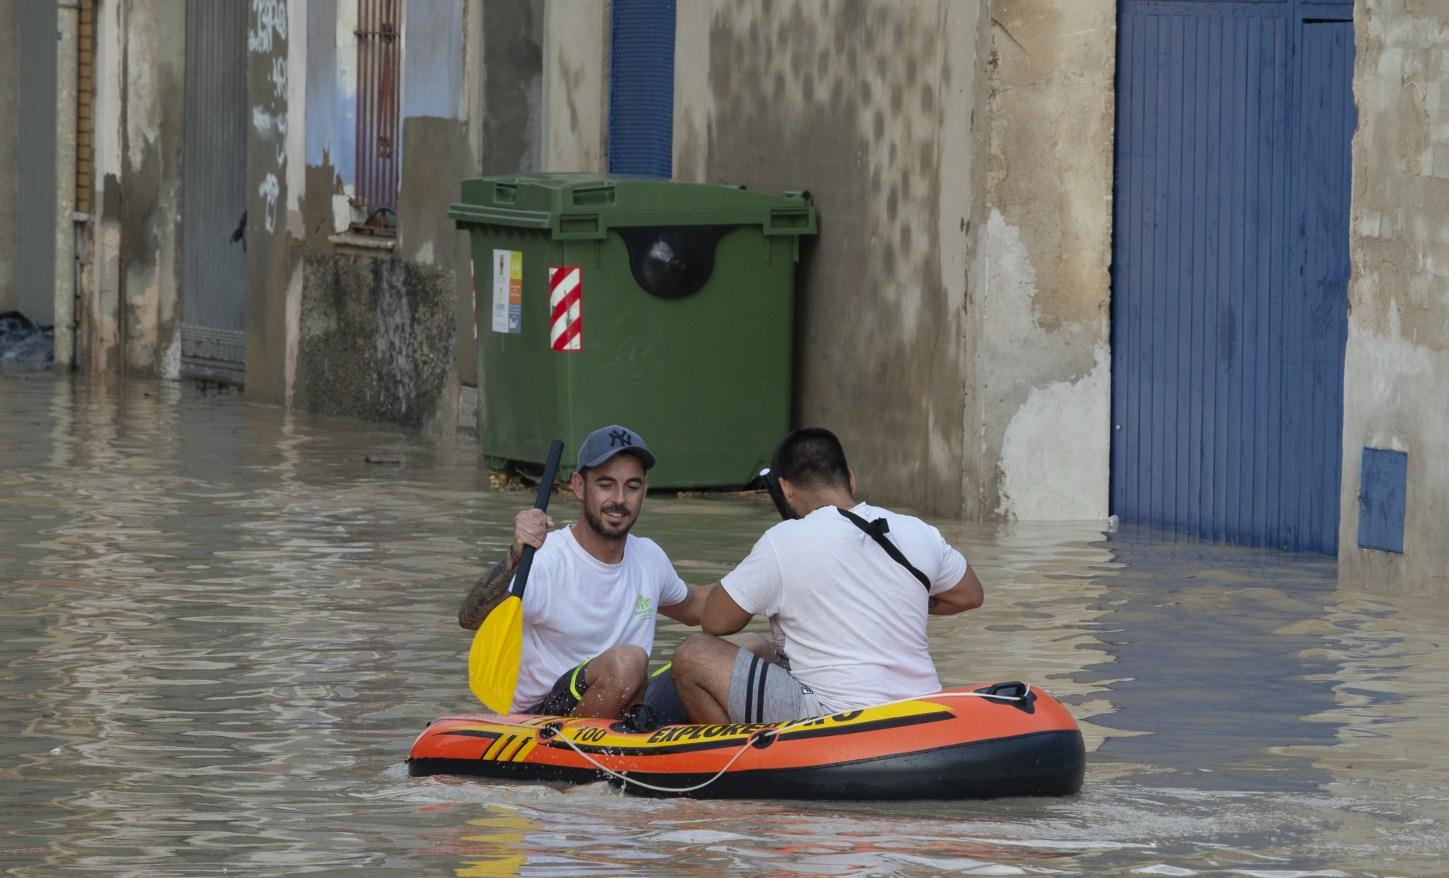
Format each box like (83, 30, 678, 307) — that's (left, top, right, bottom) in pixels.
(3, 373, 1448, 877)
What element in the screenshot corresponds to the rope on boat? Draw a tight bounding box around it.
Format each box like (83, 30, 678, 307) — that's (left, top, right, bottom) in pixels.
(475, 685, 1035, 795)
(551, 725, 771, 794)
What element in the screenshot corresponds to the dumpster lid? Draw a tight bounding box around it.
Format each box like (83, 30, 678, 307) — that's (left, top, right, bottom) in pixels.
(447, 173, 817, 241)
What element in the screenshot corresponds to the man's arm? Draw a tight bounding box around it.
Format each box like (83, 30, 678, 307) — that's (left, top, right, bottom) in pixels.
(928, 566, 984, 616)
(658, 583, 715, 627)
(457, 548, 518, 629)
(700, 583, 754, 636)
(458, 507, 553, 629)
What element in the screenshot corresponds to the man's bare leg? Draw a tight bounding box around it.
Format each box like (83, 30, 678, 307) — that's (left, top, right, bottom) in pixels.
(574, 644, 648, 718)
(671, 633, 747, 724)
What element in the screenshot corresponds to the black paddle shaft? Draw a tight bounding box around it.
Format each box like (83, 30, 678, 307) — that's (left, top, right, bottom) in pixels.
(511, 439, 564, 600)
(760, 467, 798, 521)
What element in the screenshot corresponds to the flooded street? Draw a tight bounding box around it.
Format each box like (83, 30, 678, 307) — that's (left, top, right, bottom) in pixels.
(3, 372, 1448, 876)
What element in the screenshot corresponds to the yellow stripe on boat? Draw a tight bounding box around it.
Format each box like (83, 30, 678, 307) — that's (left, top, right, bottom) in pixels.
(483, 734, 513, 761)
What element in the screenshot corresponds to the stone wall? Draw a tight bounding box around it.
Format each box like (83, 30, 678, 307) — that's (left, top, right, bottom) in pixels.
(293, 254, 455, 429)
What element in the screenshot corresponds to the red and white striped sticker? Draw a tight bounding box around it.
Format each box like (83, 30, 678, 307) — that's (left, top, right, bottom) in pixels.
(549, 266, 582, 352)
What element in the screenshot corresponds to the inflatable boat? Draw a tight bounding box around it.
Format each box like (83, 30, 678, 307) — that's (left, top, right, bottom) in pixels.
(407, 681, 1085, 800)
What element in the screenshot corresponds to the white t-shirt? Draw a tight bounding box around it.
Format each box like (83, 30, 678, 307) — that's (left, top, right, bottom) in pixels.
(512, 525, 688, 712)
(721, 502, 969, 713)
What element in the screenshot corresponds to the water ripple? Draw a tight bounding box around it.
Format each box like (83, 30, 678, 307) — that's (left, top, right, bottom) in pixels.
(3, 374, 1449, 875)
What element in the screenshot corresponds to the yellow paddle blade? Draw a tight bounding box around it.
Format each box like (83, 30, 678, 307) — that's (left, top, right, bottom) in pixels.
(467, 596, 524, 714)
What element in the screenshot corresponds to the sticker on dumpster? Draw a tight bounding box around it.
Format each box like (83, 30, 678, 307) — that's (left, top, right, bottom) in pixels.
(491, 249, 523, 335)
(549, 266, 582, 352)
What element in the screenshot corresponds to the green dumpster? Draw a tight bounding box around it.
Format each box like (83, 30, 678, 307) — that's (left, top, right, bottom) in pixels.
(451, 173, 817, 488)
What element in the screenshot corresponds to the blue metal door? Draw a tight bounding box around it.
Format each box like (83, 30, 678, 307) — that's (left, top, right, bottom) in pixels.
(1110, 0, 1355, 553)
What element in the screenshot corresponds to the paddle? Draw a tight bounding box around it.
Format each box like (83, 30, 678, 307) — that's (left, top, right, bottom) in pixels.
(468, 438, 565, 713)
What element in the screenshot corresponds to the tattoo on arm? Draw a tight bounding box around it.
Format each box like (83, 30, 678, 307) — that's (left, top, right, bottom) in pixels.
(458, 553, 516, 629)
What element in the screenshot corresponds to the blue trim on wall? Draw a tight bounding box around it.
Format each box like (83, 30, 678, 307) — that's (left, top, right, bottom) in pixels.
(305, 2, 355, 184)
(608, 0, 675, 178)
(401, 0, 465, 120)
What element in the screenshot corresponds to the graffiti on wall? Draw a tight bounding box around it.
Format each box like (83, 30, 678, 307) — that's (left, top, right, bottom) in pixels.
(247, 0, 286, 53)
(249, 0, 287, 233)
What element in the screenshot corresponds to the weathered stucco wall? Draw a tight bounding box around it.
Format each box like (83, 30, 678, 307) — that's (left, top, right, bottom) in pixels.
(398, 114, 473, 426)
(395, 1, 475, 434)
(464, 0, 545, 400)
(675, 0, 978, 514)
(302, 0, 350, 235)
(75, 0, 185, 378)
(675, 0, 1113, 518)
(244, 0, 303, 406)
(398, 118, 472, 289)
(1340, 3, 1449, 590)
(969, 0, 1116, 521)
(53, 0, 78, 368)
(542, 0, 609, 172)
(242, 0, 473, 435)
(0, 0, 16, 313)
(63, 0, 474, 437)
(117, 0, 185, 379)
(481, 0, 545, 177)
(81, 0, 124, 373)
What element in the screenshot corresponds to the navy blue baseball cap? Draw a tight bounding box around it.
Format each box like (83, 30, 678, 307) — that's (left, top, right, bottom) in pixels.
(576, 425, 657, 472)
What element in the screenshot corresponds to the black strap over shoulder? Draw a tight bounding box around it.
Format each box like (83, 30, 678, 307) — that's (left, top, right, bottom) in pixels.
(837, 507, 931, 591)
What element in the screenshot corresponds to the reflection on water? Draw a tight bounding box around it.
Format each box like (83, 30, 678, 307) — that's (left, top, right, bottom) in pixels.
(3, 372, 1449, 875)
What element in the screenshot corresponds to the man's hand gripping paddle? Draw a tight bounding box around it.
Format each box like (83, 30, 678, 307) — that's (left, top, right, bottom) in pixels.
(468, 439, 565, 713)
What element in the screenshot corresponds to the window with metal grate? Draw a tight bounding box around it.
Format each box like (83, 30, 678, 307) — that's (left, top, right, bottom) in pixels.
(353, 0, 401, 236)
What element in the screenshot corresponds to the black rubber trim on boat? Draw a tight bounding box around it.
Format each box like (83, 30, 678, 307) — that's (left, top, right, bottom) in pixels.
(408, 729, 1086, 801)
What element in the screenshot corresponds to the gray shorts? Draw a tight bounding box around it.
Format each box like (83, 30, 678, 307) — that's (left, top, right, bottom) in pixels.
(727, 648, 823, 723)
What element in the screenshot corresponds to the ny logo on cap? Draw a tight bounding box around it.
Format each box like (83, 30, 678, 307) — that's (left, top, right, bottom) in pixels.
(609, 429, 633, 448)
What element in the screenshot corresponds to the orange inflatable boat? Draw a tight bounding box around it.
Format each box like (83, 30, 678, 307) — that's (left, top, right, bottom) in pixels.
(407, 682, 1084, 800)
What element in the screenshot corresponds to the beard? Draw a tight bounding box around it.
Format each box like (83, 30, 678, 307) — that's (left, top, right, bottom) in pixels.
(583, 500, 636, 540)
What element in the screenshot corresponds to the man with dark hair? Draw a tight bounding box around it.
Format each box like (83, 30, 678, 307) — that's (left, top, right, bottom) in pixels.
(459, 425, 710, 718)
(671, 427, 985, 723)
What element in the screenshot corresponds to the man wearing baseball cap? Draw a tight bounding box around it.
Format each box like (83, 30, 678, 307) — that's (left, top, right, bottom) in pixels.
(458, 425, 712, 718)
